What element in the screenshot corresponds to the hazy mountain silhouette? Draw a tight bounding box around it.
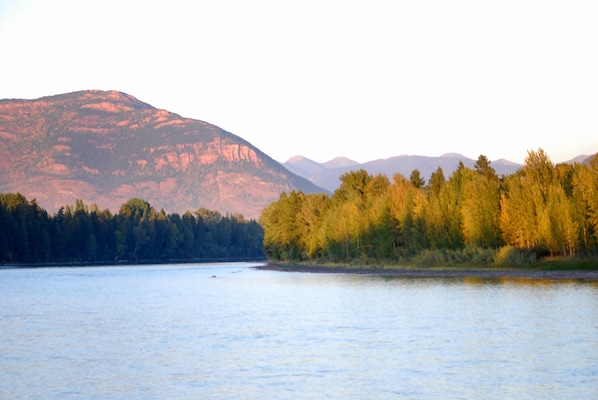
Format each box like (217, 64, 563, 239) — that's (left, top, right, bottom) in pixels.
(283, 153, 593, 192)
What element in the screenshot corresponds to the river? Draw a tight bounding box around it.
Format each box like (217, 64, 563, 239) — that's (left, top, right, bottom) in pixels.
(1, 262, 597, 399)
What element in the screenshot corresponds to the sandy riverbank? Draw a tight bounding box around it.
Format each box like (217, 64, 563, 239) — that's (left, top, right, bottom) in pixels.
(254, 263, 598, 280)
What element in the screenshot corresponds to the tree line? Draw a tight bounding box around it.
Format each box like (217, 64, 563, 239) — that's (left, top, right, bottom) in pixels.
(0, 196, 265, 264)
(259, 150, 598, 266)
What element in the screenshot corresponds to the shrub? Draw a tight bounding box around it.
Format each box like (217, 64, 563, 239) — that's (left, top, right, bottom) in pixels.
(494, 246, 537, 267)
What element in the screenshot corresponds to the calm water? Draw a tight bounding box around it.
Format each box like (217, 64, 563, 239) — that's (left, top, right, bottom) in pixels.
(1, 263, 597, 399)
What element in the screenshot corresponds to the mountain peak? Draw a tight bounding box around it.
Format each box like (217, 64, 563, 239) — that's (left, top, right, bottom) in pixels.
(285, 153, 524, 193)
(286, 155, 311, 163)
(39, 90, 155, 110)
(283, 155, 327, 179)
(322, 157, 359, 169)
(493, 158, 520, 166)
(440, 152, 466, 158)
(0, 91, 324, 218)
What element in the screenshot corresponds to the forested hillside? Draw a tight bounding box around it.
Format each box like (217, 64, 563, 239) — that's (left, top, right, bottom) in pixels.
(260, 150, 598, 266)
(0, 195, 264, 264)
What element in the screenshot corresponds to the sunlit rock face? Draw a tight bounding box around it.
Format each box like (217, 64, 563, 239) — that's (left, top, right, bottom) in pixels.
(0, 90, 324, 218)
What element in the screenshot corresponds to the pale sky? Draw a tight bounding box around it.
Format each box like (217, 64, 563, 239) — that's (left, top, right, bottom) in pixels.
(1, 0, 597, 164)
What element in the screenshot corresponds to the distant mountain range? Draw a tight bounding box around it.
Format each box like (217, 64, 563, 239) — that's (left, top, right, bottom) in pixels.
(283, 153, 595, 193)
(0, 90, 323, 218)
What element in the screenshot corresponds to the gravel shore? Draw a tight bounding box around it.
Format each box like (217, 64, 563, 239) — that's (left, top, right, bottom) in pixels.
(254, 263, 598, 280)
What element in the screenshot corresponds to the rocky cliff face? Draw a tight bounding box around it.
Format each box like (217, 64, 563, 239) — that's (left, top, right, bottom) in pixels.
(0, 90, 323, 218)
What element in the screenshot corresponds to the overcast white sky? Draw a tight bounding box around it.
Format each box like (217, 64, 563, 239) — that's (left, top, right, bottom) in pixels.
(1, 0, 597, 164)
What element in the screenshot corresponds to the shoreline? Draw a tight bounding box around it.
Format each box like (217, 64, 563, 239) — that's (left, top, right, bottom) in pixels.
(254, 263, 598, 281)
(0, 258, 267, 269)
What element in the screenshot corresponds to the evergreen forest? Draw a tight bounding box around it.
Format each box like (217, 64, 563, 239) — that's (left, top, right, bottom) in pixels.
(0, 196, 264, 264)
(259, 150, 598, 266)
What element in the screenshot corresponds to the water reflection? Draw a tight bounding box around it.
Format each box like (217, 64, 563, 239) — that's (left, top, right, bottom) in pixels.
(461, 275, 560, 286)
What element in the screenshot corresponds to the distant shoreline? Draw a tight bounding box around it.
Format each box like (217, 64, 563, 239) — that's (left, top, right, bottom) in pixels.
(0, 258, 267, 269)
(254, 263, 598, 280)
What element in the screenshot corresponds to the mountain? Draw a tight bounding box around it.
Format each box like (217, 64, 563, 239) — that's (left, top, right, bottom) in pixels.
(0, 90, 325, 219)
(322, 157, 360, 169)
(285, 153, 523, 192)
(283, 155, 328, 179)
(572, 154, 595, 166)
(285, 152, 598, 193)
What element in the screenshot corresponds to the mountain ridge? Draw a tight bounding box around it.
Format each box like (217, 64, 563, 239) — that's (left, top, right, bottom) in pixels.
(0, 90, 325, 218)
(283, 152, 595, 192)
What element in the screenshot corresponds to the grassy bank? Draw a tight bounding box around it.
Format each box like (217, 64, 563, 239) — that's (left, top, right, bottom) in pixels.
(256, 259, 598, 280)
(257, 247, 598, 280)
(529, 257, 598, 271)
(269, 246, 598, 271)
